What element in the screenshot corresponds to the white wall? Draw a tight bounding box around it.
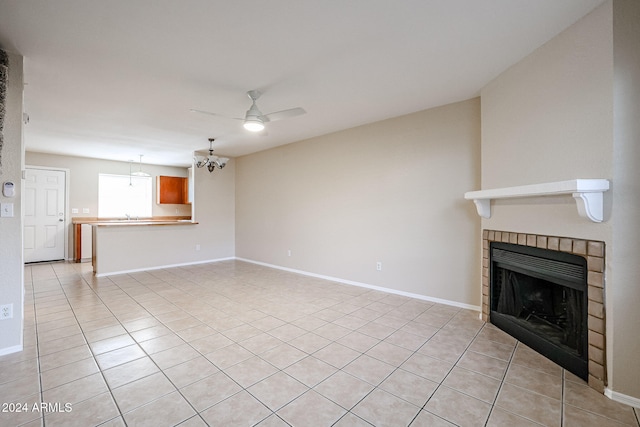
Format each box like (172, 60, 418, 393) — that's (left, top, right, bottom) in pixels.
(481, 0, 640, 401)
(0, 51, 24, 354)
(236, 99, 481, 307)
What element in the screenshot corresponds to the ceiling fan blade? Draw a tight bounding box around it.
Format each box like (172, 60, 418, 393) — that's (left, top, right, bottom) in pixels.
(263, 107, 306, 123)
(190, 108, 219, 117)
(190, 109, 242, 121)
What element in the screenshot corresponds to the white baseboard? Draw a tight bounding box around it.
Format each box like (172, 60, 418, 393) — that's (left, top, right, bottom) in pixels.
(605, 388, 640, 408)
(236, 257, 481, 312)
(97, 256, 481, 311)
(0, 344, 23, 357)
(95, 257, 235, 277)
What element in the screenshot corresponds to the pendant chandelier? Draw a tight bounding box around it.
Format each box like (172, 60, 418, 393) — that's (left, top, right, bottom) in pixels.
(131, 154, 150, 177)
(194, 138, 229, 173)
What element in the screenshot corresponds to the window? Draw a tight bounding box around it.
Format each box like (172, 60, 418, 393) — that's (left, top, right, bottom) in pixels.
(98, 174, 152, 218)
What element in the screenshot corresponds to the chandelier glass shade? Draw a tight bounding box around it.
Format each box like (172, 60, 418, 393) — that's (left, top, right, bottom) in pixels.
(195, 139, 229, 173)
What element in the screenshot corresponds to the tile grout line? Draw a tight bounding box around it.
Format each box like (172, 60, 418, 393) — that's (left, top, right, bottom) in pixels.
(151, 273, 378, 421)
(31, 267, 65, 427)
(45, 265, 154, 425)
(25, 266, 46, 427)
(298, 294, 428, 424)
(105, 271, 252, 423)
(133, 272, 283, 425)
(412, 312, 491, 426)
(281, 301, 469, 425)
(108, 269, 307, 425)
(481, 335, 519, 427)
(79, 273, 209, 426)
(289, 300, 471, 424)
(51, 265, 129, 426)
(165, 286, 419, 424)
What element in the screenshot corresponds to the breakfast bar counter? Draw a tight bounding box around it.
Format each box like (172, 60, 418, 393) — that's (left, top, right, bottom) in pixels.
(84, 217, 206, 276)
(72, 217, 196, 263)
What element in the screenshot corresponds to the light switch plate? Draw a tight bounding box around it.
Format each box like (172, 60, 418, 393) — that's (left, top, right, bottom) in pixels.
(0, 203, 14, 217)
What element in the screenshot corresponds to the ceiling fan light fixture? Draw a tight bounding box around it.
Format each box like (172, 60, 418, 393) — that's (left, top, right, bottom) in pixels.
(243, 118, 265, 132)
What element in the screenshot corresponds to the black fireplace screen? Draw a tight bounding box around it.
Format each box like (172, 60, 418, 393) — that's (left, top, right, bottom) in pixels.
(490, 242, 588, 379)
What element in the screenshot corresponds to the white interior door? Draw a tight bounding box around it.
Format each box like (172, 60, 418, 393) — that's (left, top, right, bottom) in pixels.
(24, 168, 66, 263)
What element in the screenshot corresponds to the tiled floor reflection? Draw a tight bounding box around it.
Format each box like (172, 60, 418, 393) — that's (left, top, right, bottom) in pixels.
(1, 260, 638, 426)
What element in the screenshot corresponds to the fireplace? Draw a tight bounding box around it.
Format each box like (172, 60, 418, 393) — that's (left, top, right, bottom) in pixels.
(481, 230, 606, 392)
(490, 242, 588, 379)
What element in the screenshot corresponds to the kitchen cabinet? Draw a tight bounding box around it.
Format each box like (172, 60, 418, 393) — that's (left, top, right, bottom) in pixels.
(157, 176, 189, 204)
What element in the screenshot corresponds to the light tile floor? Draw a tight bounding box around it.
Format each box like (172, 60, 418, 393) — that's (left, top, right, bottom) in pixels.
(1, 260, 638, 426)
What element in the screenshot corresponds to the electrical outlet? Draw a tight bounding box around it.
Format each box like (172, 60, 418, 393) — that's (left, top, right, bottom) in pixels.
(376, 262, 382, 271)
(195, 244, 201, 251)
(0, 304, 13, 320)
(287, 250, 292, 257)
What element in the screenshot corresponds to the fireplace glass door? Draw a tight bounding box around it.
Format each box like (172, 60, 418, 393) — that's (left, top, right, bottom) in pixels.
(490, 242, 588, 379)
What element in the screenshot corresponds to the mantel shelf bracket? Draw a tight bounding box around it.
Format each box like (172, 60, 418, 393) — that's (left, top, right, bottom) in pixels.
(464, 179, 610, 223)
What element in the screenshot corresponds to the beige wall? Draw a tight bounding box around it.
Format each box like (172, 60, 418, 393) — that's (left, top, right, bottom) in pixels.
(481, 0, 640, 401)
(480, 1, 613, 241)
(191, 159, 236, 261)
(610, 0, 640, 402)
(25, 152, 192, 259)
(0, 51, 24, 354)
(236, 99, 481, 307)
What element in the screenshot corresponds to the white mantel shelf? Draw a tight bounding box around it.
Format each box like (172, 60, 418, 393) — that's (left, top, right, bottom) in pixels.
(464, 179, 610, 223)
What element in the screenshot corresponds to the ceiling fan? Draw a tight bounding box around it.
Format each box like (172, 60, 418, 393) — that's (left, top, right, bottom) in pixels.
(191, 90, 306, 132)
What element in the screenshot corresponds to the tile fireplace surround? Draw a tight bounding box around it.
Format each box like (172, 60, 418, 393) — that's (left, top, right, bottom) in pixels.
(481, 230, 606, 393)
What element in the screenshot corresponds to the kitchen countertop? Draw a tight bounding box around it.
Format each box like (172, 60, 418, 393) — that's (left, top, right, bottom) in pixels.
(72, 216, 197, 226)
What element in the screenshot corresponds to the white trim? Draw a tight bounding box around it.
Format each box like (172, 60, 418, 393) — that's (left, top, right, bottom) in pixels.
(95, 257, 235, 277)
(604, 388, 640, 408)
(236, 257, 481, 312)
(464, 179, 610, 222)
(0, 344, 23, 356)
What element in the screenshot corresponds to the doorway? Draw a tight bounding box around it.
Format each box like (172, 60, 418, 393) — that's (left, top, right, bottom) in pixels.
(24, 168, 67, 263)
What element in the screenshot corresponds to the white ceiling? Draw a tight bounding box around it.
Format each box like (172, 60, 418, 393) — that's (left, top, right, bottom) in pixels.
(0, 0, 604, 167)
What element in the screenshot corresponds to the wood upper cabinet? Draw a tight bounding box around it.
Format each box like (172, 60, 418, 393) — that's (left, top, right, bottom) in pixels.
(157, 176, 189, 204)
